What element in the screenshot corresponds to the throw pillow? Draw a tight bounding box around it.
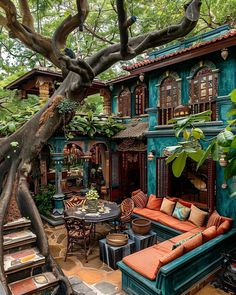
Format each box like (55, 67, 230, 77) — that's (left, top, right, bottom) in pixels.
(160, 198, 176, 216)
(131, 189, 141, 197)
(188, 204, 208, 227)
(182, 233, 203, 253)
(146, 194, 163, 210)
(160, 245, 184, 265)
(131, 190, 148, 208)
(178, 199, 192, 208)
(172, 202, 191, 221)
(202, 226, 217, 243)
(172, 231, 201, 250)
(217, 220, 232, 235)
(207, 210, 222, 228)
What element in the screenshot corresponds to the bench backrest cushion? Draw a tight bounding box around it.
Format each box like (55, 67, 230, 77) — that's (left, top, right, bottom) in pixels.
(202, 226, 217, 243)
(182, 233, 203, 253)
(160, 245, 184, 265)
(207, 210, 222, 228)
(217, 218, 233, 235)
(188, 205, 208, 227)
(146, 194, 163, 210)
(172, 202, 191, 221)
(131, 190, 148, 208)
(160, 198, 176, 216)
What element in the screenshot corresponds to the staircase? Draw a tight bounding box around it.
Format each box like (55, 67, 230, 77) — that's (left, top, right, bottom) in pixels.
(3, 217, 59, 295)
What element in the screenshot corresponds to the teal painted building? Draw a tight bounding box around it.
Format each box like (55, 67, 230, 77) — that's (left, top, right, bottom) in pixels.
(108, 25, 236, 223)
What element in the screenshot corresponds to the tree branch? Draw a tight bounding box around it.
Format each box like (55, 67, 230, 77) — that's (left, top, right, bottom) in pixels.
(116, 0, 136, 58)
(89, 0, 202, 75)
(84, 25, 114, 45)
(18, 0, 34, 31)
(0, 14, 7, 27)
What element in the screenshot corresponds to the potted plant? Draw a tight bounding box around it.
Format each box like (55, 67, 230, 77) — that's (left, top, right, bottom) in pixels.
(85, 189, 100, 213)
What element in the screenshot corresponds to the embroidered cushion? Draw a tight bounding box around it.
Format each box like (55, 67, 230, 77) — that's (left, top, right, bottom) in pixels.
(172, 202, 191, 221)
(188, 204, 208, 227)
(207, 210, 222, 228)
(146, 194, 163, 210)
(131, 189, 141, 197)
(160, 198, 176, 216)
(131, 190, 148, 208)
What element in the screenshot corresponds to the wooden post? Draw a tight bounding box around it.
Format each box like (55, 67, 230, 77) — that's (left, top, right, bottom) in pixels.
(100, 88, 111, 115)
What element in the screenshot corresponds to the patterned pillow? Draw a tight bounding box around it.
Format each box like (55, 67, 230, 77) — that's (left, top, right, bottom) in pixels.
(131, 189, 141, 197)
(160, 198, 176, 216)
(207, 210, 222, 228)
(172, 202, 191, 221)
(188, 205, 208, 227)
(131, 190, 147, 208)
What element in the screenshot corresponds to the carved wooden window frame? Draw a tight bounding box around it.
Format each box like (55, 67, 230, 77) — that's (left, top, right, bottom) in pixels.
(157, 72, 181, 125)
(134, 84, 147, 115)
(188, 61, 219, 121)
(118, 87, 131, 117)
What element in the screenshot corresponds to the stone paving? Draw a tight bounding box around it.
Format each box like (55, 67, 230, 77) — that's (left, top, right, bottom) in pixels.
(44, 222, 126, 295)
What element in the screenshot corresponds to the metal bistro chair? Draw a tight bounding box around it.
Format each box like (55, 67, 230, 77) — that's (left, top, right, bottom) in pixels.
(118, 198, 135, 231)
(64, 216, 93, 263)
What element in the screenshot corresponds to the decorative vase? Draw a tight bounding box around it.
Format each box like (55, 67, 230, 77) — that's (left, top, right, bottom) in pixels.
(132, 218, 151, 235)
(86, 199, 98, 213)
(219, 154, 228, 167)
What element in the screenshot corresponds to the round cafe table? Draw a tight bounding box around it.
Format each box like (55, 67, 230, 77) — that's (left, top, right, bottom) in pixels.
(64, 201, 121, 224)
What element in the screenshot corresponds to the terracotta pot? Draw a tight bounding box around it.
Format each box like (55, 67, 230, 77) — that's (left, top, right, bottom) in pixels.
(106, 233, 128, 246)
(132, 218, 151, 235)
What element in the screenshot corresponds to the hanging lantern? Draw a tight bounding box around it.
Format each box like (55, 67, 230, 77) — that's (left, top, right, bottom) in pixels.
(219, 153, 228, 167)
(139, 73, 145, 82)
(221, 48, 228, 61)
(174, 105, 191, 117)
(148, 150, 156, 161)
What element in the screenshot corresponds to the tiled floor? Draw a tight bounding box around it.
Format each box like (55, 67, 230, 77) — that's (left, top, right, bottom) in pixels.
(45, 222, 230, 295)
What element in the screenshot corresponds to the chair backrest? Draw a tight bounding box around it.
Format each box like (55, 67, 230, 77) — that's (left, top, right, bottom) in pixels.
(64, 196, 84, 210)
(64, 217, 85, 235)
(121, 198, 134, 216)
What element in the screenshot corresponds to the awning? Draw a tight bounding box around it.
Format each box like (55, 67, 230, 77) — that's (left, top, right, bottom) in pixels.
(112, 122, 148, 139)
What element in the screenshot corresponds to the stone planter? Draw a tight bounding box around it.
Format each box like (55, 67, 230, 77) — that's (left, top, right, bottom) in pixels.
(132, 218, 151, 235)
(86, 199, 98, 213)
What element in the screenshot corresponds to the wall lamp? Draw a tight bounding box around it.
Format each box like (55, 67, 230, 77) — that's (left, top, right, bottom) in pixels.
(148, 150, 156, 161)
(139, 73, 145, 82)
(221, 48, 228, 61)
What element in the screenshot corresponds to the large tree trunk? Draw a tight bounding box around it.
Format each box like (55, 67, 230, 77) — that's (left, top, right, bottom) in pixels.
(0, 0, 202, 293)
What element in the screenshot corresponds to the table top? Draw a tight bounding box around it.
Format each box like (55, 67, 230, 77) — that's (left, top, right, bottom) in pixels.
(64, 201, 121, 223)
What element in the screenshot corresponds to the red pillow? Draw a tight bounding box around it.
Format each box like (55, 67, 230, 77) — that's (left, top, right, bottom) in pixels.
(178, 199, 192, 208)
(131, 190, 148, 208)
(146, 195, 162, 210)
(207, 210, 222, 228)
(132, 189, 141, 197)
(217, 220, 232, 235)
(202, 226, 217, 243)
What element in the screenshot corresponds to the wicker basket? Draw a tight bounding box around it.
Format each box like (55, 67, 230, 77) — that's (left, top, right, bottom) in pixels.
(106, 233, 129, 247)
(132, 218, 151, 235)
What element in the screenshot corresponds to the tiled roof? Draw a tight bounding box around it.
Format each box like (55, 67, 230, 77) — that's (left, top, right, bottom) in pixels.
(112, 122, 148, 139)
(123, 29, 236, 71)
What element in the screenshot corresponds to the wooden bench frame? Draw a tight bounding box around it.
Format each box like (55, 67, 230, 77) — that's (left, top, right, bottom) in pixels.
(118, 214, 236, 295)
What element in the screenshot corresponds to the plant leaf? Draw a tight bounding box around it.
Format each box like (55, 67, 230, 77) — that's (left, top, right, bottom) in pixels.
(172, 151, 187, 178)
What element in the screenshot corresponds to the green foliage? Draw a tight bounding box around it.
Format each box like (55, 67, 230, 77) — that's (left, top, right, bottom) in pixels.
(167, 90, 236, 183)
(34, 184, 55, 216)
(67, 112, 125, 138)
(57, 99, 78, 114)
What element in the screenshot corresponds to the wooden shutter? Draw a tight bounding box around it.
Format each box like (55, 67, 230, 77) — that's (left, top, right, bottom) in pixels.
(139, 152, 147, 193)
(207, 159, 216, 213)
(156, 157, 170, 197)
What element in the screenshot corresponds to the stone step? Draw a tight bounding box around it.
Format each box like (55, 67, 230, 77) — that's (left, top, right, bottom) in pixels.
(8, 272, 58, 295)
(3, 218, 31, 231)
(4, 247, 45, 275)
(3, 229, 37, 250)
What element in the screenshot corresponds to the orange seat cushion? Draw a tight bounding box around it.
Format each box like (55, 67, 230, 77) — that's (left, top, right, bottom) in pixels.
(202, 226, 217, 243)
(182, 233, 203, 253)
(170, 232, 194, 244)
(217, 220, 232, 235)
(160, 245, 184, 265)
(146, 195, 163, 210)
(154, 240, 175, 252)
(207, 210, 222, 228)
(188, 205, 208, 227)
(122, 246, 163, 280)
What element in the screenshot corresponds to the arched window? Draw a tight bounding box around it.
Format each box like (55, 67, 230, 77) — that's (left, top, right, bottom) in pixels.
(158, 75, 180, 125)
(189, 63, 218, 120)
(134, 85, 147, 115)
(118, 88, 131, 117)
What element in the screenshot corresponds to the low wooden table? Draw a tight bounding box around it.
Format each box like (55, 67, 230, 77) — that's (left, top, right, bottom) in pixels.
(124, 229, 157, 251)
(99, 238, 135, 270)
